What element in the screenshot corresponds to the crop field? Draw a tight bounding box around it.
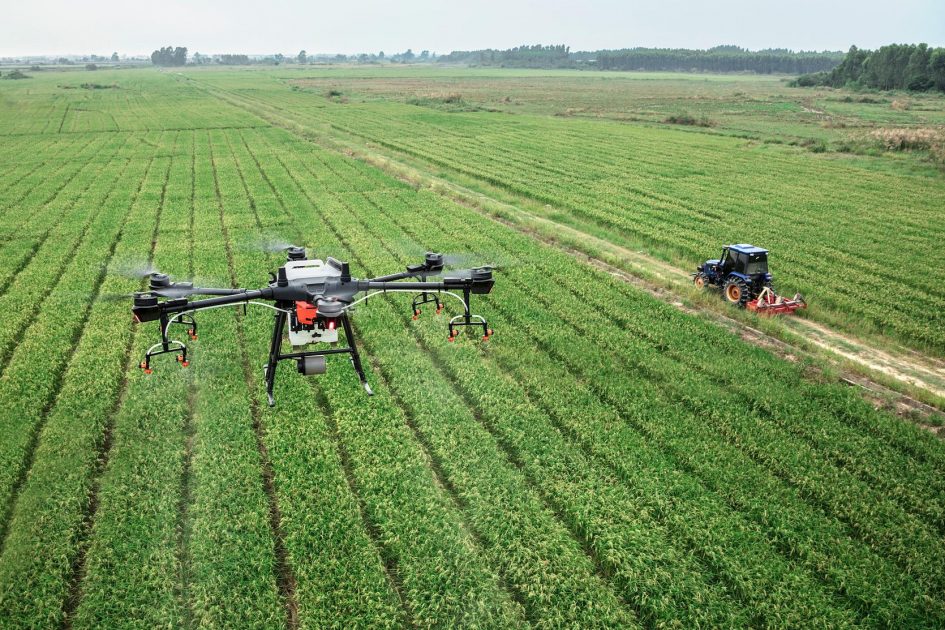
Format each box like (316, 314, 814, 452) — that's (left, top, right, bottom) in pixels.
(186, 68, 945, 356)
(0, 67, 944, 628)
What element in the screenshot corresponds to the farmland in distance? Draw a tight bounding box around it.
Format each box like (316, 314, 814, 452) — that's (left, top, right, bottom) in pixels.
(0, 67, 944, 628)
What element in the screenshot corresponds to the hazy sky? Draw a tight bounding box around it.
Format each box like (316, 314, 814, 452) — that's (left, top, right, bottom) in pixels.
(2, 0, 944, 57)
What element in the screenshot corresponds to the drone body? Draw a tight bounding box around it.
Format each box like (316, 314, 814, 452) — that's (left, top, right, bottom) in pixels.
(132, 247, 494, 406)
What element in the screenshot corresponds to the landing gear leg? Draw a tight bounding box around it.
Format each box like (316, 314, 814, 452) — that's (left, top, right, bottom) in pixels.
(341, 313, 373, 395)
(264, 309, 287, 407)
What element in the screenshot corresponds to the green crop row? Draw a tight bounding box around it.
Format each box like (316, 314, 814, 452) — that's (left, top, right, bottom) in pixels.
(0, 136, 165, 543)
(0, 134, 135, 377)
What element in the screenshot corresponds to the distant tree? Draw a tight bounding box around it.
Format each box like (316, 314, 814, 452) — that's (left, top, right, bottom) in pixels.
(931, 49, 945, 91)
(192, 52, 205, 64)
(85, 63, 98, 71)
(150, 46, 187, 67)
(378, 51, 384, 59)
(111, 52, 119, 62)
(905, 43, 933, 90)
(218, 54, 250, 65)
(297, 50, 307, 64)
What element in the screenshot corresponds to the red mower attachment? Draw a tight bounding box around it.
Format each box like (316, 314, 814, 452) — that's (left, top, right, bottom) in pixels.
(747, 286, 806, 315)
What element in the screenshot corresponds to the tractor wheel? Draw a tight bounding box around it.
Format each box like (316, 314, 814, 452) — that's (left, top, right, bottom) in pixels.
(693, 273, 707, 289)
(724, 278, 749, 307)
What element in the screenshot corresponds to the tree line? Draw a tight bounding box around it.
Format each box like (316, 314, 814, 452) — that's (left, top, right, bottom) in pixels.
(438, 44, 843, 74)
(150, 46, 187, 67)
(439, 45, 571, 68)
(793, 44, 945, 91)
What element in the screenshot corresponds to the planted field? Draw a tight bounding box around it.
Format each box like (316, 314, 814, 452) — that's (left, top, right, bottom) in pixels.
(189, 68, 945, 356)
(0, 67, 944, 628)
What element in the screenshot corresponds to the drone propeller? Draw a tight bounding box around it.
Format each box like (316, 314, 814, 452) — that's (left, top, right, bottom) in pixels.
(111, 257, 163, 280)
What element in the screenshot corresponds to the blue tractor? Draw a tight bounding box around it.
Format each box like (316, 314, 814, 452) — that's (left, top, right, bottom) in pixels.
(693, 244, 805, 314)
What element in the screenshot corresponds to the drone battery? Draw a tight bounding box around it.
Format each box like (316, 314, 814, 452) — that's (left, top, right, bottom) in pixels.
(297, 355, 327, 376)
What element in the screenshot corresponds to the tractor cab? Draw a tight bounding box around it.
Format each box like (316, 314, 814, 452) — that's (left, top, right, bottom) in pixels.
(719, 244, 770, 281)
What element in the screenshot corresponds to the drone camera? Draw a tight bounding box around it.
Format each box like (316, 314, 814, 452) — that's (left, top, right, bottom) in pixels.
(297, 355, 327, 376)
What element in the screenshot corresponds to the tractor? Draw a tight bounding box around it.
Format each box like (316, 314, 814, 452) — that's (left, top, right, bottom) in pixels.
(693, 244, 806, 314)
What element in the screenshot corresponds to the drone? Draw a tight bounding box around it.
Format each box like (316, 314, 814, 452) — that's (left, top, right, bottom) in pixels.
(132, 247, 495, 406)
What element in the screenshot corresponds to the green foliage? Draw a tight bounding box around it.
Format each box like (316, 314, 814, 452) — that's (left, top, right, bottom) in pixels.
(796, 43, 945, 92)
(150, 45, 187, 66)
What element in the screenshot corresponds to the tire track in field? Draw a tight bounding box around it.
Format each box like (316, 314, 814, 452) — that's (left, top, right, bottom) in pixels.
(252, 144, 585, 626)
(0, 143, 168, 556)
(310, 385, 415, 626)
(175, 129, 197, 630)
(60, 154, 160, 627)
(207, 132, 299, 629)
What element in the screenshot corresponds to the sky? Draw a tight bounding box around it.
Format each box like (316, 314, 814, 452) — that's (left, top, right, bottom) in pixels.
(2, 0, 944, 58)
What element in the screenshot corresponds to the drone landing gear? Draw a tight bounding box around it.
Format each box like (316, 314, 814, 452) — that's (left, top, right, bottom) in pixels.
(140, 313, 197, 373)
(446, 287, 492, 342)
(264, 309, 372, 407)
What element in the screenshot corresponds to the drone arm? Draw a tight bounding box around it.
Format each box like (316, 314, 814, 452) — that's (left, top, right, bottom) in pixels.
(360, 278, 494, 295)
(133, 288, 274, 322)
(367, 271, 421, 282)
(190, 287, 251, 296)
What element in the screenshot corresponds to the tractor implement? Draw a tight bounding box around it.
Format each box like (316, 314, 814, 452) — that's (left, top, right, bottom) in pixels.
(746, 286, 806, 315)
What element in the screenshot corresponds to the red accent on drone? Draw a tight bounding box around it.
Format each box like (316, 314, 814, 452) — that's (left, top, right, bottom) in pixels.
(295, 300, 318, 325)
